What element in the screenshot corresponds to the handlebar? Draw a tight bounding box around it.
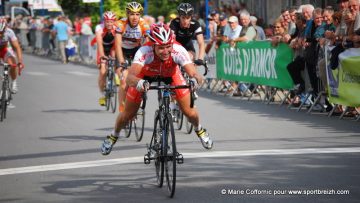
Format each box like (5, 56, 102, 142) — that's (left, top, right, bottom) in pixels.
(194, 59, 208, 76)
(141, 81, 195, 109)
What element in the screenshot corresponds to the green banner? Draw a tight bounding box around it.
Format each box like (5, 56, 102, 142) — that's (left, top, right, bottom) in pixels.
(216, 41, 294, 89)
(326, 48, 360, 107)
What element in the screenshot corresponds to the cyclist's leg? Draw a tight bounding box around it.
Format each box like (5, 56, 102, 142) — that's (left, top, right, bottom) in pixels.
(97, 50, 107, 106)
(4, 49, 19, 93)
(116, 68, 127, 112)
(101, 86, 141, 155)
(173, 71, 213, 149)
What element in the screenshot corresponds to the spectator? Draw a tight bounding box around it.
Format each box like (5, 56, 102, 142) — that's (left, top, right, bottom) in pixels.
(250, 16, 266, 40)
(215, 13, 228, 48)
(52, 15, 69, 64)
(348, 0, 360, 32)
(289, 8, 297, 35)
(157, 15, 165, 24)
(287, 13, 307, 101)
(80, 17, 93, 35)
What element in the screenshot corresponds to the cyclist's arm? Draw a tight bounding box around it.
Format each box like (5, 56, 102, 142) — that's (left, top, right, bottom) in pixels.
(196, 33, 205, 60)
(126, 63, 143, 87)
(10, 39, 23, 64)
(95, 30, 105, 58)
(183, 63, 203, 84)
(115, 33, 125, 64)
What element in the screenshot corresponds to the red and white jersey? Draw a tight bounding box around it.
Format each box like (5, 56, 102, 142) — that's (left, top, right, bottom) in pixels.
(0, 28, 17, 49)
(133, 42, 192, 77)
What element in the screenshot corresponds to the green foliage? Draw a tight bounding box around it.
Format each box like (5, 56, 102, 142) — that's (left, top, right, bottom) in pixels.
(59, 0, 200, 25)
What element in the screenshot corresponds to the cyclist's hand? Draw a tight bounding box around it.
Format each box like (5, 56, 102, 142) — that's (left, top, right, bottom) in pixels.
(18, 62, 24, 76)
(194, 59, 204, 66)
(190, 77, 202, 90)
(119, 61, 128, 69)
(136, 79, 149, 92)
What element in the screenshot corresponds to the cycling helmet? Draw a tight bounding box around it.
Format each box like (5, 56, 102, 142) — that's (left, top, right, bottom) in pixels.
(148, 23, 174, 45)
(177, 3, 194, 16)
(126, 2, 144, 14)
(0, 19, 7, 32)
(103, 11, 117, 21)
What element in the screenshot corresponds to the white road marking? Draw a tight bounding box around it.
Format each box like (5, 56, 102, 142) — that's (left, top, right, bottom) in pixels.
(25, 71, 49, 76)
(1, 147, 360, 176)
(66, 71, 94, 77)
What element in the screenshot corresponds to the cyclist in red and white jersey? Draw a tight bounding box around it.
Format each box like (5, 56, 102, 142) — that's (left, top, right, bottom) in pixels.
(101, 23, 213, 155)
(114, 2, 150, 112)
(0, 18, 24, 94)
(95, 11, 118, 106)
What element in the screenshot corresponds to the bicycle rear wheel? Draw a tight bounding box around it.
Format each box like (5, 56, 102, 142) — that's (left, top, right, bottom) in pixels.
(153, 112, 164, 187)
(124, 121, 132, 138)
(185, 117, 193, 134)
(175, 109, 183, 130)
(165, 113, 176, 197)
(134, 108, 145, 142)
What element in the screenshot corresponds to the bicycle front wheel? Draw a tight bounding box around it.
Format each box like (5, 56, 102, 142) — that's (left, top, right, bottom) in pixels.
(165, 113, 176, 198)
(153, 112, 164, 187)
(134, 108, 145, 142)
(110, 84, 117, 113)
(1, 83, 9, 122)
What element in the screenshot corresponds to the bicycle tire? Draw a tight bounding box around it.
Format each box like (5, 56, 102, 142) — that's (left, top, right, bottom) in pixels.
(124, 121, 132, 138)
(110, 83, 117, 113)
(105, 76, 111, 111)
(153, 112, 164, 187)
(185, 117, 193, 134)
(165, 113, 176, 197)
(175, 110, 183, 130)
(0, 85, 7, 122)
(134, 108, 145, 142)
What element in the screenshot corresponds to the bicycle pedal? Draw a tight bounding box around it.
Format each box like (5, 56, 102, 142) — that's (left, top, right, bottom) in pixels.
(144, 154, 151, 164)
(176, 153, 184, 164)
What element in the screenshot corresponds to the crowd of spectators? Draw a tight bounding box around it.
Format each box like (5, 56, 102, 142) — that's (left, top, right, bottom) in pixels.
(202, 0, 359, 116)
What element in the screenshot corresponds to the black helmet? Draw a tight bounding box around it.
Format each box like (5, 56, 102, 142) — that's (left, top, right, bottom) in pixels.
(177, 3, 194, 16)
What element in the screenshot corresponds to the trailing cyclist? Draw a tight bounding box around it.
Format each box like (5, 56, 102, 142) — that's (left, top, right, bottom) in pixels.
(114, 2, 150, 112)
(0, 18, 24, 94)
(95, 11, 118, 106)
(170, 3, 206, 65)
(100, 23, 213, 155)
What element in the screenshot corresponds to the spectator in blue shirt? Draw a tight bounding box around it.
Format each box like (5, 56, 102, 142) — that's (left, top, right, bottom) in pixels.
(52, 16, 69, 63)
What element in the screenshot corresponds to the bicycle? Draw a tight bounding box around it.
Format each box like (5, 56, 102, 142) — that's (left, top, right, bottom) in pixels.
(124, 98, 146, 142)
(0, 62, 13, 122)
(173, 60, 208, 134)
(103, 56, 117, 113)
(122, 60, 146, 142)
(143, 78, 195, 198)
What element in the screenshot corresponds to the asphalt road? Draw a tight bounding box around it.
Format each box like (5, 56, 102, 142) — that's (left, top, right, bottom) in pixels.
(0, 54, 359, 203)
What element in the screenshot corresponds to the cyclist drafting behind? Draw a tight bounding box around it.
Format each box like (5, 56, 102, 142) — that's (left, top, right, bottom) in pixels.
(0, 18, 24, 94)
(170, 3, 205, 65)
(114, 2, 150, 112)
(101, 23, 213, 155)
(95, 11, 118, 106)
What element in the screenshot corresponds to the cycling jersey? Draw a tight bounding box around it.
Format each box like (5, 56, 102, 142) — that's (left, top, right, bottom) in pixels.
(126, 42, 192, 103)
(170, 18, 203, 52)
(115, 18, 150, 50)
(0, 28, 17, 61)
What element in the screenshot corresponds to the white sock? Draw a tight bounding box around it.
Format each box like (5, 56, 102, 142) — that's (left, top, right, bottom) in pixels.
(195, 124, 202, 132)
(112, 130, 120, 137)
(170, 102, 176, 111)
